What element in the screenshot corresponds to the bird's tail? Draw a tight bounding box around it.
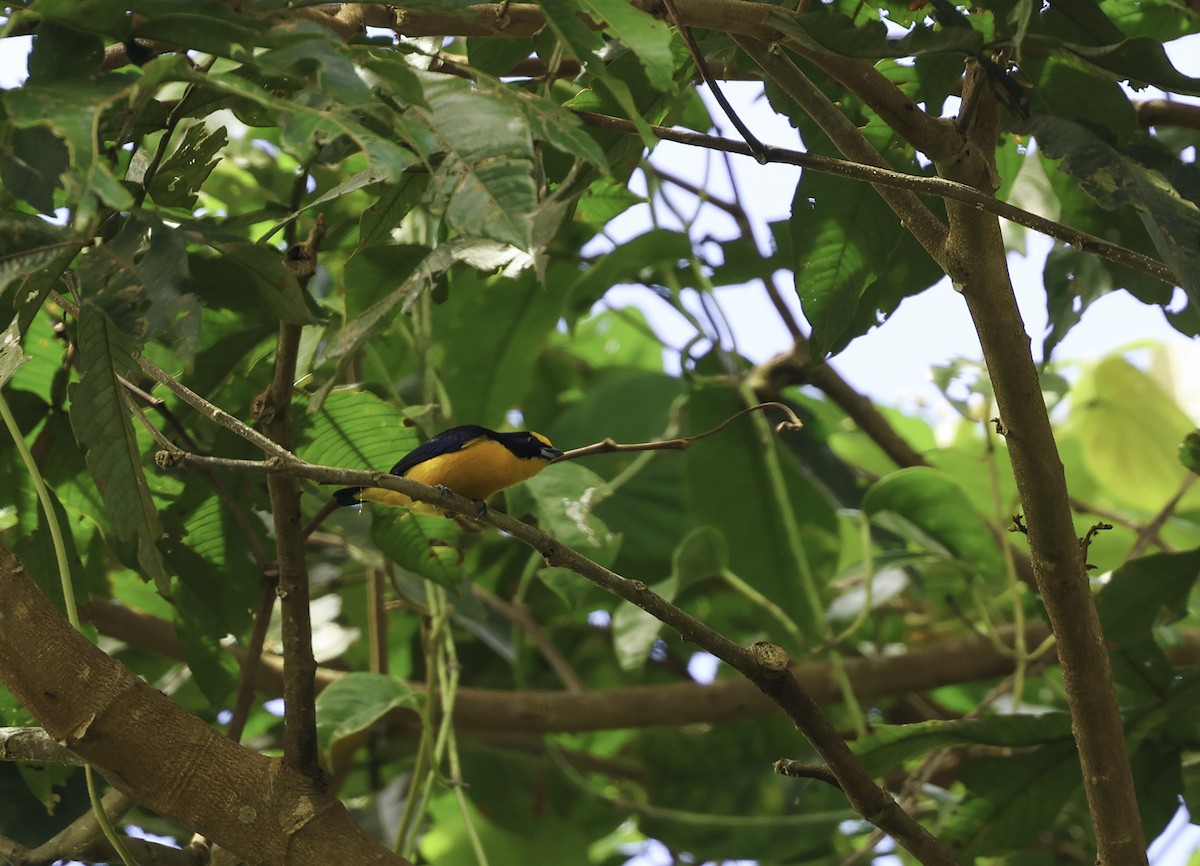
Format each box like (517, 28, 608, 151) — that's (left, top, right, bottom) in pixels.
(333, 487, 364, 507)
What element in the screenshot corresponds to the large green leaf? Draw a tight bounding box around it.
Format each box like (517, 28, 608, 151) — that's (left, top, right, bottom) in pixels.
(1027, 114, 1200, 312)
(946, 742, 1082, 857)
(432, 270, 565, 427)
(854, 713, 1074, 775)
(681, 381, 840, 643)
(1067, 355, 1196, 512)
(790, 169, 942, 357)
(862, 466, 1006, 582)
(295, 389, 415, 477)
(417, 79, 537, 250)
(1096, 549, 1200, 694)
(68, 302, 169, 589)
(315, 671, 421, 757)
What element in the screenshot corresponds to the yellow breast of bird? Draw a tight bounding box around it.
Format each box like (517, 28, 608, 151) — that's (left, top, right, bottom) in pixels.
(403, 438, 545, 502)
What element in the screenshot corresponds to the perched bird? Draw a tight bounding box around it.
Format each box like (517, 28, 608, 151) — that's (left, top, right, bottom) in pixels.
(334, 425, 564, 514)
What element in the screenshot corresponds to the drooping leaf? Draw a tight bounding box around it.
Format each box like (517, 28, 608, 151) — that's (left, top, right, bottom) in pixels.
(418, 79, 537, 250)
(853, 713, 1074, 775)
(146, 123, 228, 208)
(1096, 548, 1200, 694)
(790, 169, 942, 357)
(0, 316, 30, 389)
(315, 671, 421, 756)
(1067, 355, 1196, 512)
(1027, 114, 1200, 313)
(862, 466, 1006, 582)
(68, 302, 170, 589)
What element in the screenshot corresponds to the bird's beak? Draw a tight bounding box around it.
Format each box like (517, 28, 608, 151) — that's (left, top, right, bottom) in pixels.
(543, 445, 566, 463)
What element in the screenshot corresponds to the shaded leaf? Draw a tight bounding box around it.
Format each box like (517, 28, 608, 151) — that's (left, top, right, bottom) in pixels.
(1067, 356, 1195, 512)
(854, 713, 1073, 775)
(1096, 549, 1200, 694)
(315, 672, 421, 756)
(862, 466, 1005, 581)
(947, 742, 1081, 856)
(68, 302, 170, 589)
(1027, 114, 1200, 312)
(147, 123, 228, 208)
(0, 316, 30, 389)
(770, 9, 985, 58)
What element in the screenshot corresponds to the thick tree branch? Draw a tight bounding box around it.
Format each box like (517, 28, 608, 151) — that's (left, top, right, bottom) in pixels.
(939, 60, 1146, 866)
(85, 598, 1056, 734)
(0, 546, 411, 866)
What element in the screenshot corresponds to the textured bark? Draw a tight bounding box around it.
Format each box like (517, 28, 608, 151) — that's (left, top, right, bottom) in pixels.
(0, 545, 409, 866)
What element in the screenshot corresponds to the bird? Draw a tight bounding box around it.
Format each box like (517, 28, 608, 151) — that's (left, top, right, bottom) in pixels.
(333, 425, 564, 514)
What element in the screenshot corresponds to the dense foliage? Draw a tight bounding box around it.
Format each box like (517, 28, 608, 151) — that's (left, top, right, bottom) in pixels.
(1, 1, 1200, 865)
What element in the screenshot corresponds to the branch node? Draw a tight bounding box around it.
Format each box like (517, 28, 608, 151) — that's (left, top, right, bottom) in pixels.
(751, 641, 791, 673)
(773, 758, 843, 789)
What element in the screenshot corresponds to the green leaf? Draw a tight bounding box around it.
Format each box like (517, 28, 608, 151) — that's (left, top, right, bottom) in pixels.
(25, 20, 104, 82)
(147, 123, 228, 208)
(1027, 114, 1200, 312)
(417, 78, 537, 248)
(77, 220, 199, 353)
(0, 212, 73, 292)
(295, 390, 415, 475)
(68, 302, 170, 590)
(431, 270, 564, 427)
(547, 372, 689, 575)
(189, 242, 322, 326)
(862, 467, 1005, 581)
(1067, 355, 1195, 512)
(523, 461, 621, 565)
(1050, 37, 1200, 96)
(681, 381, 840, 642)
(769, 9, 985, 58)
(566, 229, 691, 314)
(612, 527, 726, 670)
(854, 713, 1074, 775)
(356, 173, 431, 249)
(1181, 429, 1200, 476)
(370, 512, 465, 589)
(1096, 549, 1200, 694)
(575, 0, 675, 91)
(1042, 242, 1113, 360)
(167, 549, 242, 708)
(1, 79, 134, 212)
(0, 316, 30, 389)
(0, 126, 71, 214)
(791, 169, 941, 357)
(946, 742, 1082, 856)
(315, 672, 421, 756)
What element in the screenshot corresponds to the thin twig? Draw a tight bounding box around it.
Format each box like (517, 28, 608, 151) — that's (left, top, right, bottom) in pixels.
(1123, 474, 1197, 564)
(659, 0, 767, 162)
(556, 401, 801, 463)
